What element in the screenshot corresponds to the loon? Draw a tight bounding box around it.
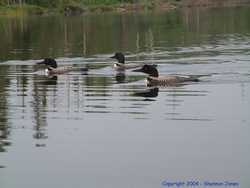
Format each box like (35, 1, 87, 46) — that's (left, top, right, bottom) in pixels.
(110, 52, 142, 71)
(133, 64, 200, 87)
(37, 58, 88, 75)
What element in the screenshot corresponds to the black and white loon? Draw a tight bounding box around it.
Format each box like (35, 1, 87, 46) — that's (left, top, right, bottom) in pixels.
(37, 58, 88, 75)
(133, 64, 200, 86)
(110, 52, 142, 71)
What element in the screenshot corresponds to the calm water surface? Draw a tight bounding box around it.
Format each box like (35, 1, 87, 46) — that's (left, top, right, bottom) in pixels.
(0, 7, 250, 188)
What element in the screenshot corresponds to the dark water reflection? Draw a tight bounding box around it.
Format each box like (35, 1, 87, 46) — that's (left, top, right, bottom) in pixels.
(0, 6, 250, 188)
(1, 7, 250, 60)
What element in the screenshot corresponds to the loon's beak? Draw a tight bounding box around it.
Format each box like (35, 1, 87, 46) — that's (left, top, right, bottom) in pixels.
(132, 67, 143, 72)
(37, 60, 45, 65)
(110, 55, 116, 59)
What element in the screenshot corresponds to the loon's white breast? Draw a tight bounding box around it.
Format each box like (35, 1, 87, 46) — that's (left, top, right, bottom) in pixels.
(45, 68, 50, 75)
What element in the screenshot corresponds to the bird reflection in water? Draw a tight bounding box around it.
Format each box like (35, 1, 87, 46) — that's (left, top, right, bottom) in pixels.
(41, 75, 58, 85)
(115, 72, 126, 83)
(133, 87, 159, 98)
(32, 75, 58, 144)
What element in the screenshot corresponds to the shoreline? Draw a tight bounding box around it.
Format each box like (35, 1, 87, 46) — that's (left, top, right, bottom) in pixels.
(0, 1, 177, 16)
(0, 0, 250, 16)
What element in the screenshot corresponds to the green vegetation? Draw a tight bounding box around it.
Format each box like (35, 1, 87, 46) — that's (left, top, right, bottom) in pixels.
(0, 0, 133, 6)
(0, 4, 46, 16)
(0, 0, 175, 15)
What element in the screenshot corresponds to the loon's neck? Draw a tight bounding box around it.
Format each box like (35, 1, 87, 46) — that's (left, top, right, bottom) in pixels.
(149, 71, 158, 77)
(118, 60, 124, 64)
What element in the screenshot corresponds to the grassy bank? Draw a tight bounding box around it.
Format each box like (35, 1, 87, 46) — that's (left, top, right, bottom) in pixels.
(0, 0, 177, 16)
(0, 5, 47, 16)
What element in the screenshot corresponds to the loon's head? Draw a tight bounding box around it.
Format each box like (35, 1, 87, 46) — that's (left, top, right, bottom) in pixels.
(133, 64, 159, 77)
(37, 58, 57, 68)
(110, 52, 125, 64)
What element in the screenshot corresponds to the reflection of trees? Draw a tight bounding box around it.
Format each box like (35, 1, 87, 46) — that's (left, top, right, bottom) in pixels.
(0, 13, 175, 60)
(31, 76, 57, 140)
(0, 14, 153, 60)
(181, 7, 250, 45)
(145, 28, 154, 52)
(82, 24, 87, 56)
(84, 75, 112, 94)
(1, 9, 250, 61)
(0, 66, 11, 152)
(17, 66, 29, 119)
(64, 22, 70, 55)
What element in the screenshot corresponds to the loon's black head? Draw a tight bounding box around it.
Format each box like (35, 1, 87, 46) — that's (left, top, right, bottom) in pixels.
(133, 64, 159, 77)
(110, 52, 125, 64)
(37, 58, 57, 68)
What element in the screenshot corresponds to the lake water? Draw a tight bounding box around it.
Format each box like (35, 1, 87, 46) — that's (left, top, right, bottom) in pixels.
(0, 7, 250, 188)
